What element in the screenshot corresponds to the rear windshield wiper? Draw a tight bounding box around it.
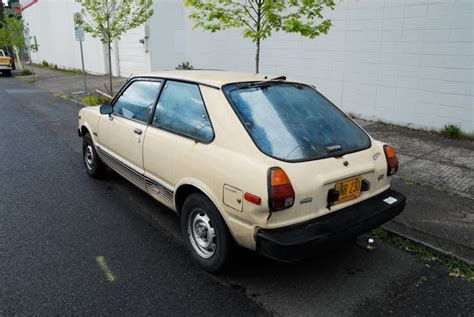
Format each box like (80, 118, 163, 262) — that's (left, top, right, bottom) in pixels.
(230, 76, 287, 91)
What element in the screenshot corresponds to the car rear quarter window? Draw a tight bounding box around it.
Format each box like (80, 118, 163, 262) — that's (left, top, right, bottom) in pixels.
(152, 81, 214, 143)
(114, 80, 162, 123)
(223, 82, 371, 162)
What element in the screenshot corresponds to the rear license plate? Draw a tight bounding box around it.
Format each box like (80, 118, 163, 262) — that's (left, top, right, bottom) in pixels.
(334, 176, 362, 205)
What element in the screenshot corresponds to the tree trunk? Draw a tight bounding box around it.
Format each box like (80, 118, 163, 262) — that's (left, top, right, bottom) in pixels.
(255, 39, 260, 74)
(13, 46, 22, 71)
(107, 41, 113, 95)
(255, 0, 262, 74)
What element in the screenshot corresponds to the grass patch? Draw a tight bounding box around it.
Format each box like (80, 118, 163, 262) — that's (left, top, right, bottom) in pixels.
(440, 124, 462, 139)
(52, 92, 69, 102)
(16, 69, 34, 76)
(35, 62, 83, 75)
(404, 177, 416, 185)
(81, 95, 111, 106)
(371, 227, 474, 281)
(16, 76, 36, 84)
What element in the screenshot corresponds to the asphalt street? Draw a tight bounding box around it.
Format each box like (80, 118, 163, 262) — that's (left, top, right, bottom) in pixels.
(0, 77, 473, 316)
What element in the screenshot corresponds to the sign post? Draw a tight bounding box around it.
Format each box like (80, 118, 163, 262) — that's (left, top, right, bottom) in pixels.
(73, 13, 87, 95)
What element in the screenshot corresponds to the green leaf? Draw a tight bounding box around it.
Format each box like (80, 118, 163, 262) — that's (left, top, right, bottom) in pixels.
(184, 0, 335, 72)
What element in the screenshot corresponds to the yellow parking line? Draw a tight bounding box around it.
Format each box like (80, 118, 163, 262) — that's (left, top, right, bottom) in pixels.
(96, 256, 116, 282)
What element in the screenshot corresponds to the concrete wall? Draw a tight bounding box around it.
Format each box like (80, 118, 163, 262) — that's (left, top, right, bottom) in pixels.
(20, 0, 108, 74)
(22, 0, 474, 132)
(148, 0, 474, 133)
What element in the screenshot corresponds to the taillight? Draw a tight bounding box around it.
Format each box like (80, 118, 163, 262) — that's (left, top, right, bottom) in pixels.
(383, 145, 398, 176)
(268, 167, 295, 211)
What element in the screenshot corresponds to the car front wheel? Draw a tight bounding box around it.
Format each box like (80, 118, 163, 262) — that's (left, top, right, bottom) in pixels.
(82, 133, 106, 178)
(181, 193, 233, 272)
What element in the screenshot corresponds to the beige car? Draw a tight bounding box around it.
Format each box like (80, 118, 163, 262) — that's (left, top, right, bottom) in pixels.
(78, 71, 405, 271)
(0, 49, 14, 77)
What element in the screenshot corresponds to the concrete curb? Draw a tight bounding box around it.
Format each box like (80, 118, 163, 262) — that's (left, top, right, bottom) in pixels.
(68, 97, 87, 108)
(383, 222, 474, 267)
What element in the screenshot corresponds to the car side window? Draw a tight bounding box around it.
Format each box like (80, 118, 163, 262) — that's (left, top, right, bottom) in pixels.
(152, 81, 214, 142)
(113, 80, 162, 123)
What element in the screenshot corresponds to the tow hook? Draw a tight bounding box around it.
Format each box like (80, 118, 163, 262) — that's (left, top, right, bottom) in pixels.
(355, 235, 377, 252)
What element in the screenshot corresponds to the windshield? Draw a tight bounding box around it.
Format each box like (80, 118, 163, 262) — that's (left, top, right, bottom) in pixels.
(0, 50, 5, 57)
(223, 82, 371, 162)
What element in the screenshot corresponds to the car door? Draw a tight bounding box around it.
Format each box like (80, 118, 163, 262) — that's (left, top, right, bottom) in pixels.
(98, 79, 163, 190)
(142, 80, 214, 208)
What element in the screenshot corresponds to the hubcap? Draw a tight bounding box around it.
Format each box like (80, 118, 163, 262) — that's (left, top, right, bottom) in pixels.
(85, 144, 94, 170)
(188, 209, 216, 259)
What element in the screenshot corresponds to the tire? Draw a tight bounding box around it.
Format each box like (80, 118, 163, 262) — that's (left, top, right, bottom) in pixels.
(82, 133, 106, 178)
(4, 70, 11, 77)
(181, 193, 233, 272)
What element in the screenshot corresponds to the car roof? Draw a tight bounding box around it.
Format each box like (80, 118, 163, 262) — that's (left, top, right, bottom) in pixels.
(132, 70, 275, 89)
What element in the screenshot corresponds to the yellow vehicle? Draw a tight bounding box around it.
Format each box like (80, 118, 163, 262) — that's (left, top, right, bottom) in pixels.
(78, 71, 406, 272)
(0, 49, 14, 77)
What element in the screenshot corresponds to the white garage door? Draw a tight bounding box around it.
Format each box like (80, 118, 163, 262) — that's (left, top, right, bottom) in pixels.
(117, 25, 150, 77)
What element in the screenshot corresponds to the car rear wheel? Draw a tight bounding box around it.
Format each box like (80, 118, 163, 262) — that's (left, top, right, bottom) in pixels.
(82, 133, 106, 178)
(4, 70, 11, 77)
(181, 193, 233, 272)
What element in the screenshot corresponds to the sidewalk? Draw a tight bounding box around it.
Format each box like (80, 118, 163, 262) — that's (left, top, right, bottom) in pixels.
(357, 120, 474, 265)
(16, 66, 126, 99)
(14, 67, 474, 265)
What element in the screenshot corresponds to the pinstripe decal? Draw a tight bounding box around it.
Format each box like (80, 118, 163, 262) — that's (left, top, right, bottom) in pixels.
(96, 146, 174, 208)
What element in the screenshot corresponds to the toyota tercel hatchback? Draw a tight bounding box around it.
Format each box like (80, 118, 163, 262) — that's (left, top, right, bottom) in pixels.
(78, 71, 406, 272)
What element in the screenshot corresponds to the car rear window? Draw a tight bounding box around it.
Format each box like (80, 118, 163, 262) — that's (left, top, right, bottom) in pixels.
(223, 82, 371, 162)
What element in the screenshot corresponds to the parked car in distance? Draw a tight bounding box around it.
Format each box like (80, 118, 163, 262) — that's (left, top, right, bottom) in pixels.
(78, 71, 406, 272)
(0, 49, 14, 77)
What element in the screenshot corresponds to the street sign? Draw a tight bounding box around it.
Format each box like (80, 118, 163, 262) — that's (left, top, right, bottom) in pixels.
(73, 12, 83, 26)
(75, 25, 85, 42)
(73, 12, 87, 95)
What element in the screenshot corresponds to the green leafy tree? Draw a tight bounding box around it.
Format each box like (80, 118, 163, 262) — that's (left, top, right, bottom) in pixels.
(2, 12, 26, 70)
(80, 0, 154, 94)
(185, 0, 335, 73)
(0, 28, 8, 49)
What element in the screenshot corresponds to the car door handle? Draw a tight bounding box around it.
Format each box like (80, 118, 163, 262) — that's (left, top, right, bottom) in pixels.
(133, 128, 143, 135)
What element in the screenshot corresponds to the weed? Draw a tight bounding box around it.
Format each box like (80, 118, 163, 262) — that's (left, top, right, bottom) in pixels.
(34, 63, 83, 75)
(440, 124, 461, 139)
(82, 95, 111, 106)
(52, 92, 69, 102)
(404, 177, 416, 185)
(415, 275, 428, 287)
(176, 61, 194, 70)
(371, 227, 474, 281)
(20, 69, 33, 76)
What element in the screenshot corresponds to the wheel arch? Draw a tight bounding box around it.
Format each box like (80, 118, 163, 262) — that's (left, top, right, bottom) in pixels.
(174, 180, 238, 243)
(79, 121, 99, 144)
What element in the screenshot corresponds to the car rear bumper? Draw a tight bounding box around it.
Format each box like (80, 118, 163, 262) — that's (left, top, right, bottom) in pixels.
(256, 189, 406, 261)
(0, 65, 13, 70)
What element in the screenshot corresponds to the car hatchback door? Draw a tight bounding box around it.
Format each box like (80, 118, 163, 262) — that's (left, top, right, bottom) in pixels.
(98, 79, 162, 190)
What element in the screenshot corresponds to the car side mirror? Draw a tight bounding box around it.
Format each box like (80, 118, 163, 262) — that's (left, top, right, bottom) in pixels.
(100, 103, 113, 115)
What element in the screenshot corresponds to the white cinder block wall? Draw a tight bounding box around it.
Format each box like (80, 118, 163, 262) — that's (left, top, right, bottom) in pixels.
(150, 0, 474, 133)
(22, 0, 474, 133)
(20, 0, 108, 74)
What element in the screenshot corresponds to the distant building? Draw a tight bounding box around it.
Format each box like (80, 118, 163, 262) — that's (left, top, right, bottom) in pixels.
(20, 0, 474, 133)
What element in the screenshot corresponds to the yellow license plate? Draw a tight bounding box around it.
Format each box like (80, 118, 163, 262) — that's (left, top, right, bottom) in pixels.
(334, 176, 362, 205)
